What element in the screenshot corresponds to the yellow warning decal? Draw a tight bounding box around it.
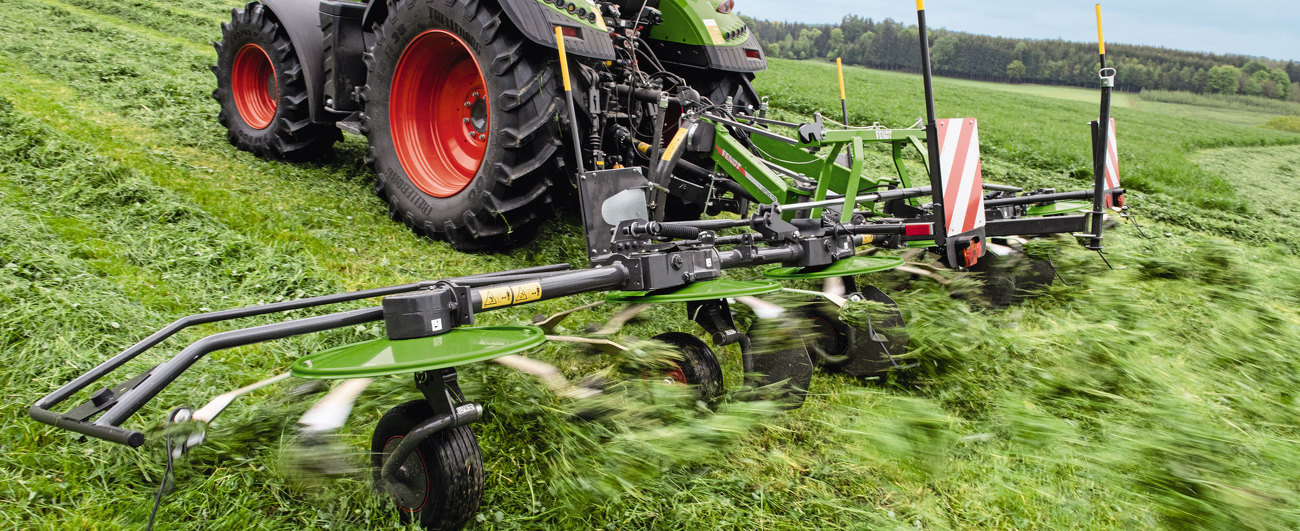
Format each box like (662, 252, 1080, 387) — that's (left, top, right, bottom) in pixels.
(479, 281, 543, 309)
(662, 129, 688, 161)
(509, 281, 543, 305)
(703, 19, 725, 45)
(480, 286, 514, 309)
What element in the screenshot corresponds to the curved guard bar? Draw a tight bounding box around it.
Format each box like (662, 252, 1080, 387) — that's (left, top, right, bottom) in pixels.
(29, 263, 573, 447)
(31, 307, 383, 447)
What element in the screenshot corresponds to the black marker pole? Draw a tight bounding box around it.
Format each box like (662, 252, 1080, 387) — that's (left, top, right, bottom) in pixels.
(917, 0, 946, 246)
(1088, 4, 1112, 250)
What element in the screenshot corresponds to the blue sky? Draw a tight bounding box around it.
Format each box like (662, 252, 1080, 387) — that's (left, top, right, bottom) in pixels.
(735, 0, 1300, 62)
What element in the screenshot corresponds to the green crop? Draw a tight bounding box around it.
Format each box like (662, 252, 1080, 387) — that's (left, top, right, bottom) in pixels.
(2, 2, 1300, 529)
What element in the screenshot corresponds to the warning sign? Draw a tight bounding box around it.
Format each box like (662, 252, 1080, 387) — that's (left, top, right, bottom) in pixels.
(510, 281, 543, 304)
(480, 286, 514, 309)
(478, 281, 543, 309)
(703, 19, 725, 45)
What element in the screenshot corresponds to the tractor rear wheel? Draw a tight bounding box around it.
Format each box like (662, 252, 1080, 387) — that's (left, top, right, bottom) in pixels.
(361, 0, 562, 251)
(212, 2, 341, 161)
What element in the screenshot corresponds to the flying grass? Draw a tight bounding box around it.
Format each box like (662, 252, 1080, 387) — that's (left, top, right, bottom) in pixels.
(3, 0, 1300, 528)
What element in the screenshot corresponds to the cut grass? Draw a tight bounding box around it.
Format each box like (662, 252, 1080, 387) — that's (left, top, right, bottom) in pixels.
(2, 2, 1300, 530)
(755, 58, 1300, 214)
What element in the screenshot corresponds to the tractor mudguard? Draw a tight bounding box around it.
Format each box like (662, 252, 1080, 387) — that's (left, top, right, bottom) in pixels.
(260, 0, 335, 123)
(496, 0, 616, 60)
(646, 0, 766, 72)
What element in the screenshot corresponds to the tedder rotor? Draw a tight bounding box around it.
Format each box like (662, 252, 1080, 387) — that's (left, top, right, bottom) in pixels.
(32, 1, 1134, 528)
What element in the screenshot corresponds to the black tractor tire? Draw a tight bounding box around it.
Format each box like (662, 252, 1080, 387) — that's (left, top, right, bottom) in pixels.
(651, 331, 724, 403)
(371, 400, 484, 530)
(360, 0, 562, 251)
(212, 1, 341, 161)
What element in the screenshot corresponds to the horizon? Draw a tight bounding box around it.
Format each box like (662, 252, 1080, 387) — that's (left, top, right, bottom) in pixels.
(735, 0, 1299, 63)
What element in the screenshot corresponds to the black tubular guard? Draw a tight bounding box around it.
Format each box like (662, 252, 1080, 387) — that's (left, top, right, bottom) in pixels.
(29, 265, 570, 447)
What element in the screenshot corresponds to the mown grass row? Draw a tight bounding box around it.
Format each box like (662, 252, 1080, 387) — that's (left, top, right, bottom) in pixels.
(757, 58, 1300, 218)
(3, 0, 1300, 529)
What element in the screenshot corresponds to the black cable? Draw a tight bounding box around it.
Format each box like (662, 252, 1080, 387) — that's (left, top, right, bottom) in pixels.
(145, 431, 174, 531)
(1127, 210, 1157, 239)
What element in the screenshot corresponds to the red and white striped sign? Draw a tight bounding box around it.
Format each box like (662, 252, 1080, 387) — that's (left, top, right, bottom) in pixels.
(1102, 117, 1120, 208)
(935, 118, 987, 237)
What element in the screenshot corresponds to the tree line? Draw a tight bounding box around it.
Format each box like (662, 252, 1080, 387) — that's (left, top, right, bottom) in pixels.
(745, 15, 1300, 101)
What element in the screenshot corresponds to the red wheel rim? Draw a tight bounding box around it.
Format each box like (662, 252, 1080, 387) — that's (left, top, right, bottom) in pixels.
(665, 366, 689, 384)
(390, 30, 489, 198)
(232, 44, 277, 130)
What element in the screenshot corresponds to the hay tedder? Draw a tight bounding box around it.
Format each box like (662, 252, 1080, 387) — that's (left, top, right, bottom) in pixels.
(32, 1, 1129, 528)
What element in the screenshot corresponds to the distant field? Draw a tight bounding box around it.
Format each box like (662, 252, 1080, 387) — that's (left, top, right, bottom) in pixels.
(3, 5, 1300, 531)
(941, 77, 1141, 109)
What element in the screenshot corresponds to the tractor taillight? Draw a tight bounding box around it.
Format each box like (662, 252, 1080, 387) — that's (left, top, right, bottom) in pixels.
(557, 25, 580, 38)
(904, 223, 932, 237)
(1116, 192, 1126, 208)
(962, 239, 983, 268)
(716, 0, 734, 14)
(744, 48, 761, 59)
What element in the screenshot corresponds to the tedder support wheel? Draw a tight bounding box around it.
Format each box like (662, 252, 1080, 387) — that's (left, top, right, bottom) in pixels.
(361, 0, 562, 251)
(372, 400, 484, 530)
(213, 2, 341, 161)
(805, 286, 910, 376)
(651, 332, 724, 403)
(742, 326, 814, 409)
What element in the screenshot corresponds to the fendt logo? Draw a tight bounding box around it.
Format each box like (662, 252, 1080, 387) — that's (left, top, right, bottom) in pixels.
(715, 145, 746, 176)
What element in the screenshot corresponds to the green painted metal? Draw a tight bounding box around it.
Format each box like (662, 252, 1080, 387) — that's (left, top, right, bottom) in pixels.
(648, 0, 748, 47)
(291, 326, 546, 379)
(1027, 200, 1091, 216)
(763, 255, 904, 280)
(711, 126, 796, 205)
(606, 279, 782, 303)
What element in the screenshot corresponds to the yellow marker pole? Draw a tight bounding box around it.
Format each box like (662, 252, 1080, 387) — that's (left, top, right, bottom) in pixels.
(554, 26, 572, 93)
(1095, 4, 1106, 56)
(836, 58, 848, 122)
(836, 57, 852, 167)
(554, 27, 587, 173)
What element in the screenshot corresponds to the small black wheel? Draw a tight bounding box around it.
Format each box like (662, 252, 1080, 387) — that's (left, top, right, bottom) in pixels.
(212, 1, 340, 161)
(970, 251, 1056, 306)
(802, 301, 855, 367)
(828, 286, 910, 376)
(741, 323, 814, 409)
(651, 332, 723, 403)
(371, 400, 483, 530)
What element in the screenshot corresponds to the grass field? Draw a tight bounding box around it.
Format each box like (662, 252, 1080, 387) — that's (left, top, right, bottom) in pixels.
(2, 3, 1300, 529)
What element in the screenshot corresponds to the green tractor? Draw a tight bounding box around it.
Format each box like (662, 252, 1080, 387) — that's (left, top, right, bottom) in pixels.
(213, 0, 766, 250)
(27, 3, 1127, 530)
